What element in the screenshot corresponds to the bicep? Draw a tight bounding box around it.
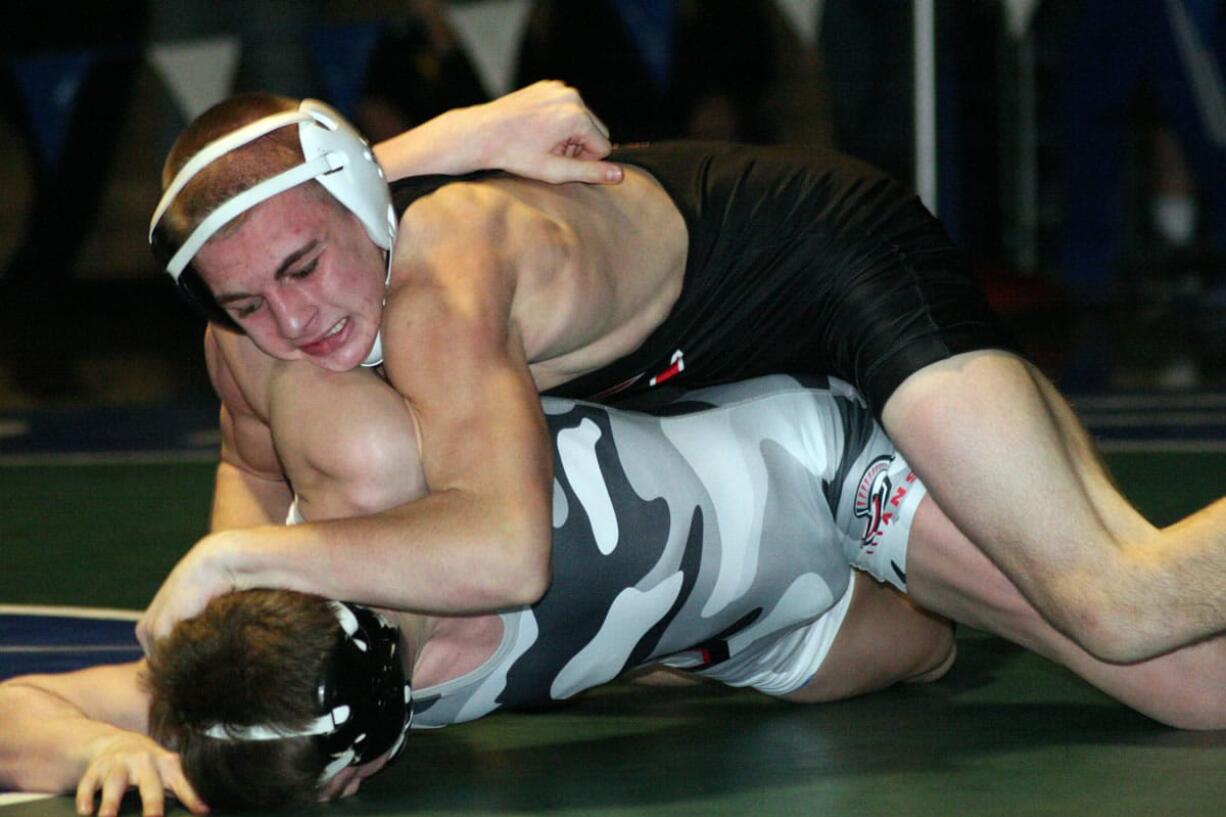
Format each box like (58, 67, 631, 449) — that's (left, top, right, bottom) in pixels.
(382, 283, 555, 566)
(390, 294, 549, 491)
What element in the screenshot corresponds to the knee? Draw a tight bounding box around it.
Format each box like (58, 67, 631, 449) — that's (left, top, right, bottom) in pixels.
(1040, 573, 1161, 664)
(908, 630, 957, 685)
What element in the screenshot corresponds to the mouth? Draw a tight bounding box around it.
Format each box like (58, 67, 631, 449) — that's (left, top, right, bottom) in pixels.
(299, 317, 351, 358)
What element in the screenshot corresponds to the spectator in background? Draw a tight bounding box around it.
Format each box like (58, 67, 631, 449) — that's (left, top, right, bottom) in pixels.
(1060, 0, 1226, 386)
(819, 0, 914, 184)
(515, 0, 828, 146)
(357, 0, 489, 143)
(0, 2, 150, 398)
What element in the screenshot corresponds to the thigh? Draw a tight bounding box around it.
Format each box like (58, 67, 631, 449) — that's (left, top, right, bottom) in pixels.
(880, 349, 1173, 659)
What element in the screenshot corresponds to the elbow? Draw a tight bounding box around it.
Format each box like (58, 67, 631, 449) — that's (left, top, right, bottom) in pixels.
(483, 498, 553, 608)
(500, 562, 551, 608)
(498, 526, 553, 607)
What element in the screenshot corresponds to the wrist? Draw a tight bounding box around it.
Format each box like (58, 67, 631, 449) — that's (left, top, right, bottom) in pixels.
(207, 525, 316, 597)
(200, 528, 261, 593)
(432, 105, 490, 174)
(77, 723, 131, 769)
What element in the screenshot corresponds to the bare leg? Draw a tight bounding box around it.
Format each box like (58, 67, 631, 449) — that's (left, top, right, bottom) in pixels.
(907, 493, 1226, 729)
(883, 349, 1226, 661)
(783, 573, 955, 705)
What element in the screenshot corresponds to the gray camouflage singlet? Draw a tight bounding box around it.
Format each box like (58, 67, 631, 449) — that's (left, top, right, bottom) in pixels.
(410, 375, 924, 727)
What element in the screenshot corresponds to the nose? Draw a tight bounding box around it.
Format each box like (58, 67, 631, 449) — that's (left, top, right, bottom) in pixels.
(264, 286, 318, 340)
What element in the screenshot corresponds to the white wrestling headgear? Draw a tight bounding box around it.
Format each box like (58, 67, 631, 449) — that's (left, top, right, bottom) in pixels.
(149, 99, 393, 366)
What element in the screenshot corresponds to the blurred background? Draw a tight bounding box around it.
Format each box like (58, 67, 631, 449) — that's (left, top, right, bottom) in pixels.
(1, 0, 1224, 417)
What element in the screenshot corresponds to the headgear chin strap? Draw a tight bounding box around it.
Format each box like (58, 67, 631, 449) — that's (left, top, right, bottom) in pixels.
(202, 601, 412, 784)
(149, 99, 394, 367)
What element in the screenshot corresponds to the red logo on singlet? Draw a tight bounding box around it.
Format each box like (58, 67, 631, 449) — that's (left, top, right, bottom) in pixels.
(649, 349, 686, 386)
(854, 456, 917, 553)
(854, 455, 895, 553)
(590, 349, 687, 401)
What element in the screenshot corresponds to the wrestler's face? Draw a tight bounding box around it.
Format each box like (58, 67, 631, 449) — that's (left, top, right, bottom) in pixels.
(193, 185, 386, 372)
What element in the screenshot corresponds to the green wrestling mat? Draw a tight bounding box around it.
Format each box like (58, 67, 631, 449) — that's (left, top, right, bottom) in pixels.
(2, 452, 1225, 816)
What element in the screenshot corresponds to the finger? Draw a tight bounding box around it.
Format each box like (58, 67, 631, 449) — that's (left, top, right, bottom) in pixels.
(540, 157, 624, 185)
(162, 758, 209, 815)
(320, 768, 355, 803)
(135, 764, 165, 817)
(76, 769, 101, 816)
(97, 769, 130, 817)
(588, 110, 611, 140)
(573, 124, 613, 158)
(341, 776, 362, 799)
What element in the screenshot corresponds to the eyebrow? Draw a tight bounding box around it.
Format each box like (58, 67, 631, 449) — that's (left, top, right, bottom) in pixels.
(215, 240, 320, 305)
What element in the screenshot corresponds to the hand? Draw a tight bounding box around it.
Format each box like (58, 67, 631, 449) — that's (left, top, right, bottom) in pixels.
(137, 534, 235, 654)
(76, 732, 208, 817)
(317, 750, 394, 803)
(471, 80, 623, 185)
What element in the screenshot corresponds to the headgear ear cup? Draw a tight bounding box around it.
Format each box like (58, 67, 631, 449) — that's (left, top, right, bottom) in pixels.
(149, 98, 397, 360)
(297, 100, 397, 255)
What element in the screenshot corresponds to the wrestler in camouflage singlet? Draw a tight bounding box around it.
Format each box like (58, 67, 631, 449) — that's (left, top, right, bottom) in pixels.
(409, 375, 926, 728)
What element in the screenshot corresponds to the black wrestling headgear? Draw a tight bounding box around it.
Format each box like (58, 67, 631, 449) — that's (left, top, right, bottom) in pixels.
(203, 601, 412, 782)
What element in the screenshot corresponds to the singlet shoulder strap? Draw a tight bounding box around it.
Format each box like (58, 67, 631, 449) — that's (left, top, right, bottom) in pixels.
(390, 169, 503, 218)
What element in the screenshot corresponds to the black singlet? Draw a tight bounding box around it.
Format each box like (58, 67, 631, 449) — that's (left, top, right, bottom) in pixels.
(391, 142, 1013, 416)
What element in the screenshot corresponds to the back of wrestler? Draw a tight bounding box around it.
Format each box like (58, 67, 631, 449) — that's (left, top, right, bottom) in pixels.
(411, 374, 914, 725)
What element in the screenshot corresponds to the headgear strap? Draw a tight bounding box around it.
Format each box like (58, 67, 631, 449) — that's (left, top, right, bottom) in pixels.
(149, 99, 395, 367)
(201, 601, 412, 783)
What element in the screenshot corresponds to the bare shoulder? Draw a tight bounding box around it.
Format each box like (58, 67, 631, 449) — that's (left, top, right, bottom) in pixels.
(205, 325, 277, 422)
(205, 326, 284, 478)
(397, 180, 524, 250)
(387, 179, 569, 337)
(384, 170, 686, 382)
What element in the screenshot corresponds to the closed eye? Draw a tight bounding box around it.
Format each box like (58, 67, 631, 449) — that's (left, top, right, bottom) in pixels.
(290, 259, 319, 280)
(234, 298, 263, 318)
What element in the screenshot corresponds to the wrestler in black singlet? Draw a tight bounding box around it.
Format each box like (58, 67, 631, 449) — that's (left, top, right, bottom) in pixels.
(391, 142, 1013, 416)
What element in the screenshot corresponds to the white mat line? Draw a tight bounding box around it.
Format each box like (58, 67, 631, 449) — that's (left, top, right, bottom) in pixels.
(0, 793, 53, 807)
(0, 605, 141, 621)
(0, 645, 139, 654)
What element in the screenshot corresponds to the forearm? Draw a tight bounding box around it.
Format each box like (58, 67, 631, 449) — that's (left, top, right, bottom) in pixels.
(210, 459, 292, 532)
(372, 81, 619, 185)
(221, 484, 551, 614)
(374, 108, 485, 181)
(0, 681, 126, 793)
